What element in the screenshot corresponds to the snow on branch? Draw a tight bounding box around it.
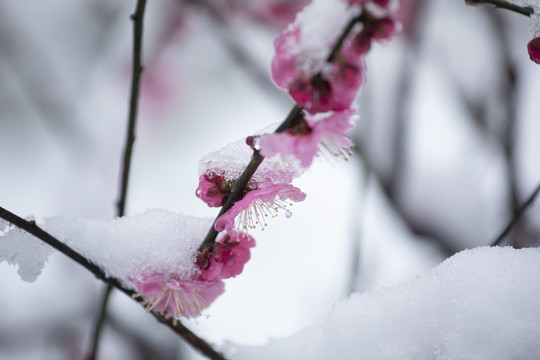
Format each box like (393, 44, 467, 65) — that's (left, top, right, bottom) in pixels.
(0, 216, 53, 282)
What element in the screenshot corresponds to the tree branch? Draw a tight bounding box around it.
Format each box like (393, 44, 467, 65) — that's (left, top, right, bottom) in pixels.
(117, 0, 147, 219)
(465, 0, 534, 17)
(492, 182, 540, 246)
(0, 205, 227, 360)
(89, 1, 149, 358)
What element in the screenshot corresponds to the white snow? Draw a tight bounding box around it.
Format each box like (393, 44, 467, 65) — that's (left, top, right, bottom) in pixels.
(294, 0, 357, 71)
(44, 209, 212, 287)
(1, 209, 212, 287)
(199, 136, 305, 186)
(229, 246, 540, 360)
(0, 218, 54, 282)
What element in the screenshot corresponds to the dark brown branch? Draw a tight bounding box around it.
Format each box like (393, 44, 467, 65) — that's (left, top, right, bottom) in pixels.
(117, 0, 147, 219)
(88, 285, 113, 360)
(327, 13, 364, 63)
(492, 182, 540, 246)
(465, 0, 534, 17)
(0, 205, 227, 360)
(152, 315, 226, 360)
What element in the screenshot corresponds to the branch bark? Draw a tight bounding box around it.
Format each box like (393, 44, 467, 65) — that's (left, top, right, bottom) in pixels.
(492, 182, 540, 246)
(465, 0, 534, 17)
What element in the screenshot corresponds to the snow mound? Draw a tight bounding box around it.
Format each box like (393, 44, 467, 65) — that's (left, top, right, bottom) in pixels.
(44, 209, 212, 288)
(229, 247, 540, 360)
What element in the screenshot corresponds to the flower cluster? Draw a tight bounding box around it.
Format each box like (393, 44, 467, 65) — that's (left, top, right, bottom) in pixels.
(183, 0, 399, 319)
(196, 0, 399, 240)
(258, 0, 397, 167)
(271, 0, 398, 114)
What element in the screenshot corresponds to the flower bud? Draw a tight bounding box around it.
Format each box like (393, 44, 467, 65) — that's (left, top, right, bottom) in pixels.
(527, 37, 540, 65)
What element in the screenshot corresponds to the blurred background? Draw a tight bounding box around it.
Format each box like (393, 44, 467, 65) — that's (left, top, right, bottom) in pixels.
(0, 0, 539, 359)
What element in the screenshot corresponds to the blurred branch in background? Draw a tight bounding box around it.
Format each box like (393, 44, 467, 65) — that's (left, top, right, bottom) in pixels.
(359, 0, 457, 256)
(465, 0, 534, 17)
(0, 3, 88, 154)
(185, 0, 287, 102)
(89, 0, 149, 358)
(492, 181, 540, 246)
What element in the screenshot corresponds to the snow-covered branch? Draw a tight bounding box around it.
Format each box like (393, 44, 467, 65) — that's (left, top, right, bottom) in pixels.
(0, 206, 227, 360)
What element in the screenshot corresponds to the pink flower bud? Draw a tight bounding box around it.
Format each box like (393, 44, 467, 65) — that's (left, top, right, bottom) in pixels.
(367, 18, 396, 40)
(352, 31, 372, 56)
(373, 0, 390, 8)
(528, 37, 540, 65)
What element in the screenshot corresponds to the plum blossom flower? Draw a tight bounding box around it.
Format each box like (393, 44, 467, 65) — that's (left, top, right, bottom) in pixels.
(197, 232, 256, 281)
(271, 23, 366, 114)
(259, 108, 358, 167)
(528, 37, 540, 64)
(133, 273, 224, 319)
(195, 170, 231, 208)
(197, 136, 305, 208)
(215, 184, 307, 233)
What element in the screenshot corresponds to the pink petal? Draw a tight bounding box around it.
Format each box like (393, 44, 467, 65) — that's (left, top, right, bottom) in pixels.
(215, 184, 306, 233)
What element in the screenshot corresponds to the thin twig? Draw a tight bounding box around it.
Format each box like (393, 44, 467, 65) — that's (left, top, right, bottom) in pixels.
(117, 0, 147, 219)
(88, 285, 114, 360)
(0, 205, 227, 360)
(187, 0, 285, 101)
(465, 0, 534, 17)
(88, 1, 149, 359)
(492, 182, 540, 246)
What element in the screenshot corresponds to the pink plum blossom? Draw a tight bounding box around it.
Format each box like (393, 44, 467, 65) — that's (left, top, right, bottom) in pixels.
(198, 138, 305, 193)
(528, 37, 540, 64)
(197, 232, 256, 281)
(195, 169, 233, 208)
(133, 273, 224, 319)
(259, 108, 357, 167)
(215, 184, 307, 233)
(271, 24, 366, 114)
(196, 136, 307, 208)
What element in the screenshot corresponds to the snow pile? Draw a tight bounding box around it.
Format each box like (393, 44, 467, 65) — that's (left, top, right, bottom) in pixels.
(229, 247, 540, 360)
(44, 209, 212, 288)
(1, 209, 212, 287)
(0, 217, 54, 282)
